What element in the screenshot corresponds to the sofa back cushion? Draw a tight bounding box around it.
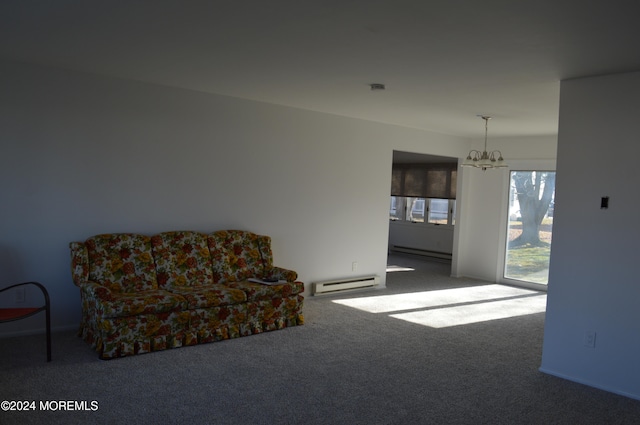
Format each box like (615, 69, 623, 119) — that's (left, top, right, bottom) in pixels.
(256, 234, 275, 270)
(151, 231, 214, 289)
(208, 230, 269, 283)
(85, 233, 158, 292)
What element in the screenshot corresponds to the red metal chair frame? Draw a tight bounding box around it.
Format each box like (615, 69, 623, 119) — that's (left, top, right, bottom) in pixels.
(0, 281, 51, 361)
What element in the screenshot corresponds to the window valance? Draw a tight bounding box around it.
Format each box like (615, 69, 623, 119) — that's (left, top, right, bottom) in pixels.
(391, 163, 457, 199)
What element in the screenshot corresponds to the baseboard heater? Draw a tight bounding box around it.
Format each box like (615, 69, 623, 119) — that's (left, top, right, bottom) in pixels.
(312, 275, 380, 296)
(390, 245, 452, 260)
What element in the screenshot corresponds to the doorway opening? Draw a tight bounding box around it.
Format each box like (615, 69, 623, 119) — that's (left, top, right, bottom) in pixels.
(388, 150, 458, 271)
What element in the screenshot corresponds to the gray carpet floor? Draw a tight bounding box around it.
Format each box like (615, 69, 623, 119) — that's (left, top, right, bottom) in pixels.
(2, 254, 640, 424)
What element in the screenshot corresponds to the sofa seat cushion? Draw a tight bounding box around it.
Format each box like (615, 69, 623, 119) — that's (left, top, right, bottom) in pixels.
(168, 284, 247, 309)
(99, 290, 186, 319)
(225, 280, 304, 302)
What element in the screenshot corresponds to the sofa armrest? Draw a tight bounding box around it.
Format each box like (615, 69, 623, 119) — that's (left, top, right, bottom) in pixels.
(77, 281, 114, 327)
(80, 280, 116, 303)
(263, 266, 298, 282)
(70, 242, 89, 287)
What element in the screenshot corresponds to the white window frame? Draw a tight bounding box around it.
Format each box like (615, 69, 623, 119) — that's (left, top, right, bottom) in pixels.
(497, 161, 556, 291)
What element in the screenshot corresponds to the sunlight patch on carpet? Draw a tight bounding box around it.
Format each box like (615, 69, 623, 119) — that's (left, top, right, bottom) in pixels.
(333, 284, 546, 328)
(390, 295, 547, 328)
(333, 285, 537, 313)
(386, 264, 415, 272)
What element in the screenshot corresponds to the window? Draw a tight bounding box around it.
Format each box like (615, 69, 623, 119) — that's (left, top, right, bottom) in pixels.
(389, 197, 402, 221)
(428, 198, 449, 224)
(407, 198, 424, 222)
(504, 171, 555, 285)
(390, 196, 456, 225)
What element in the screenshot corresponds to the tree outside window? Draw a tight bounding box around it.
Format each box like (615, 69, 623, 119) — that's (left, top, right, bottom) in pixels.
(505, 171, 555, 284)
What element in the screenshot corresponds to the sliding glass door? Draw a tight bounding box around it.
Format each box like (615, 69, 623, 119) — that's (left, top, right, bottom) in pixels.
(504, 171, 555, 285)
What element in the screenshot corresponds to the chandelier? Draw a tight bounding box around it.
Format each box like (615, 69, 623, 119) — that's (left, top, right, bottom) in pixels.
(462, 115, 507, 170)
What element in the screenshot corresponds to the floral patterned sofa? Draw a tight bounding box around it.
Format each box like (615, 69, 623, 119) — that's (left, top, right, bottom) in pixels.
(69, 230, 304, 359)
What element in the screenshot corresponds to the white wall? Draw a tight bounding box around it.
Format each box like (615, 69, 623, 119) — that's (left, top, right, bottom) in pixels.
(540, 71, 640, 399)
(388, 221, 454, 254)
(0, 61, 469, 335)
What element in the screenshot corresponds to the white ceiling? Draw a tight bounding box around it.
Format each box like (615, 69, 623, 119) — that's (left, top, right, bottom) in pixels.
(2, 1, 640, 138)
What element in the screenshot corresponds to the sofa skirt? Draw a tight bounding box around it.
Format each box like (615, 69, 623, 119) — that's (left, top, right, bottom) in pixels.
(80, 295, 304, 359)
